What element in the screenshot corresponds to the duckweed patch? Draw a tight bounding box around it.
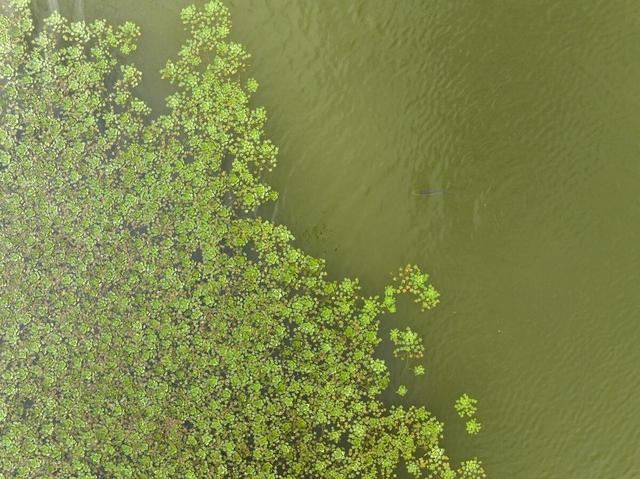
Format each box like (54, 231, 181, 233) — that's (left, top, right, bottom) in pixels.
(0, 1, 484, 477)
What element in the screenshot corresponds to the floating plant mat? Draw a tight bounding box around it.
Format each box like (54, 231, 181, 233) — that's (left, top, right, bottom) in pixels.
(0, 1, 482, 477)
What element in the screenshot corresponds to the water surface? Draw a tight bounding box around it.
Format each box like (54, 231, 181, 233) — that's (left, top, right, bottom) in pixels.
(32, 1, 640, 477)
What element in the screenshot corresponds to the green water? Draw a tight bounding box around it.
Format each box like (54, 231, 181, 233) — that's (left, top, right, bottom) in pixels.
(32, 1, 640, 477)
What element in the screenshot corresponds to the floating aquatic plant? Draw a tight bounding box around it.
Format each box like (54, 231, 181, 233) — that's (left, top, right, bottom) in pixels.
(0, 1, 484, 477)
(465, 419, 482, 436)
(455, 394, 479, 418)
(396, 385, 408, 397)
(390, 327, 425, 360)
(455, 394, 482, 437)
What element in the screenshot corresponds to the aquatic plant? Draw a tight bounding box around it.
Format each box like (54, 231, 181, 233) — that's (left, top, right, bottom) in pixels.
(455, 394, 478, 418)
(465, 419, 482, 436)
(392, 264, 440, 312)
(0, 1, 484, 477)
(390, 327, 425, 360)
(455, 394, 482, 437)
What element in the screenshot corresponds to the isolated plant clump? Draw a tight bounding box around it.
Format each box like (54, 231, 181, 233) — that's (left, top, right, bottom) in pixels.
(455, 394, 482, 436)
(0, 1, 484, 478)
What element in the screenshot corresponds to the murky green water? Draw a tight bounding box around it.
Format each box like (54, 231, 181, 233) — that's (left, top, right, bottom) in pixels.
(33, 1, 640, 477)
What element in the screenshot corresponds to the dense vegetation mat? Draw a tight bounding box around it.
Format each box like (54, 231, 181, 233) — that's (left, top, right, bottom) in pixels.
(0, 1, 484, 477)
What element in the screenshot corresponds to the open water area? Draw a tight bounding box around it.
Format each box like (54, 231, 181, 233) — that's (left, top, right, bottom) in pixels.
(31, 1, 640, 477)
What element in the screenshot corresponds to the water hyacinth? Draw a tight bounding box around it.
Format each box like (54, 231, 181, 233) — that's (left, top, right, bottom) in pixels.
(0, 1, 484, 478)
